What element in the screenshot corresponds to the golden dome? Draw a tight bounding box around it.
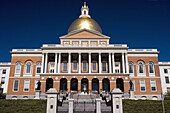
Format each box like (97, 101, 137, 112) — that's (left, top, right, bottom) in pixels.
(68, 17, 102, 33)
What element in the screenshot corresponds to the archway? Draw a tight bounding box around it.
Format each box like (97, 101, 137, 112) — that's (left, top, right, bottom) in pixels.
(102, 78, 110, 93)
(81, 78, 88, 94)
(92, 78, 99, 93)
(46, 78, 53, 91)
(71, 78, 78, 91)
(60, 78, 67, 92)
(116, 78, 124, 92)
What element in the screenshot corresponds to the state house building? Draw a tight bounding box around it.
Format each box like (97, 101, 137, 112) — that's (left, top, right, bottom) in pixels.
(6, 3, 162, 100)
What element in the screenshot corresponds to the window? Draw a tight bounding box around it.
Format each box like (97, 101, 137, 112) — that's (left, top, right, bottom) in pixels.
(2, 69, 6, 74)
(167, 87, 170, 93)
(35, 80, 40, 91)
(164, 69, 168, 74)
(140, 80, 146, 91)
(138, 62, 144, 73)
(82, 61, 87, 72)
(102, 61, 107, 72)
(24, 80, 30, 91)
(26, 62, 31, 73)
(73, 61, 78, 71)
(64, 42, 69, 45)
(84, 10, 86, 15)
(129, 62, 133, 73)
(1, 77, 5, 84)
(92, 61, 97, 72)
(15, 62, 21, 74)
(101, 42, 106, 46)
(36, 62, 41, 73)
(50, 63, 55, 73)
(165, 77, 169, 84)
(115, 69, 119, 73)
(82, 42, 87, 47)
(149, 62, 154, 73)
(130, 80, 135, 91)
(150, 80, 157, 91)
(73, 42, 78, 46)
(91, 42, 97, 47)
(0, 88, 3, 93)
(63, 61, 67, 72)
(13, 80, 19, 91)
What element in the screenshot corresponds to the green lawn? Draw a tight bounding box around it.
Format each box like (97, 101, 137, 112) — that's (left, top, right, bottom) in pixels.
(0, 99, 169, 113)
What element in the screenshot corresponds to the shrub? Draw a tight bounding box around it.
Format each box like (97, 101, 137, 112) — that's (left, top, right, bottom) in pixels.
(0, 92, 6, 99)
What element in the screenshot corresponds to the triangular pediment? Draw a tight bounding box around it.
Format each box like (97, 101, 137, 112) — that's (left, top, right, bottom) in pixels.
(60, 29, 110, 39)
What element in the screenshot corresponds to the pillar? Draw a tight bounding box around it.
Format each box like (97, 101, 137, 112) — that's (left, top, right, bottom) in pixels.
(45, 53, 48, 73)
(99, 53, 101, 73)
(112, 53, 115, 73)
(122, 53, 125, 74)
(68, 53, 71, 73)
(109, 53, 112, 73)
(54, 53, 58, 73)
(96, 98, 101, 113)
(111, 88, 123, 113)
(58, 53, 61, 73)
(41, 53, 44, 73)
(46, 88, 58, 113)
(68, 99, 74, 113)
(89, 52, 91, 74)
(125, 53, 129, 73)
(79, 53, 81, 74)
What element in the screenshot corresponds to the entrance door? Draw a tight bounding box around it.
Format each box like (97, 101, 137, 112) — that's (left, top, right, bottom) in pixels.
(46, 78, 53, 91)
(116, 78, 124, 92)
(81, 78, 88, 94)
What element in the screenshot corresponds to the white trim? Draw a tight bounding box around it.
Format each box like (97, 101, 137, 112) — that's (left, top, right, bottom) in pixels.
(12, 54, 42, 57)
(128, 54, 158, 57)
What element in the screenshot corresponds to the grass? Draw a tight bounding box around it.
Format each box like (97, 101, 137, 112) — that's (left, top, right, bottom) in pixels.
(0, 99, 46, 113)
(0, 99, 169, 113)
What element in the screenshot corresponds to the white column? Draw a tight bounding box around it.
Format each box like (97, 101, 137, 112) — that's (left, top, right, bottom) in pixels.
(58, 53, 61, 73)
(122, 53, 125, 74)
(109, 53, 112, 73)
(41, 53, 44, 73)
(54, 53, 58, 73)
(89, 52, 91, 74)
(68, 53, 71, 73)
(45, 53, 48, 73)
(99, 53, 101, 74)
(79, 53, 81, 74)
(112, 53, 115, 73)
(125, 53, 129, 74)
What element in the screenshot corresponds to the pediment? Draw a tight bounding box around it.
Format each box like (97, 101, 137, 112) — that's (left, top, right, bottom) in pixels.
(60, 29, 110, 39)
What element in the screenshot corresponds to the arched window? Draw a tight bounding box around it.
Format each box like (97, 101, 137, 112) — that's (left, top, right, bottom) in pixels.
(148, 62, 154, 73)
(15, 62, 21, 74)
(129, 62, 134, 73)
(138, 62, 144, 73)
(36, 62, 41, 73)
(26, 62, 32, 73)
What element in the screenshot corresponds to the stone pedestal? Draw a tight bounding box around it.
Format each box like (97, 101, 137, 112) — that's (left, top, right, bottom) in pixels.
(68, 99, 74, 113)
(46, 88, 58, 113)
(111, 88, 123, 113)
(34, 90, 41, 99)
(130, 90, 135, 99)
(96, 98, 101, 113)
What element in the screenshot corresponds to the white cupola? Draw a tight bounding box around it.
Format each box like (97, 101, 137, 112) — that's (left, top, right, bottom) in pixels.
(79, 2, 91, 18)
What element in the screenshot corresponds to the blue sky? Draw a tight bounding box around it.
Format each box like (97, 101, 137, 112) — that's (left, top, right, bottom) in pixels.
(0, 0, 170, 62)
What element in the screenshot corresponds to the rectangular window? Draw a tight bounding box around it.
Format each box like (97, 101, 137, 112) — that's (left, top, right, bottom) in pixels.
(0, 88, 3, 93)
(102, 62, 107, 72)
(82, 42, 88, 47)
(150, 80, 157, 91)
(24, 80, 30, 91)
(73, 42, 78, 46)
(2, 69, 6, 74)
(73, 61, 78, 71)
(167, 87, 170, 93)
(35, 80, 40, 91)
(140, 80, 146, 91)
(50, 63, 55, 73)
(13, 80, 19, 91)
(164, 69, 168, 73)
(130, 80, 135, 91)
(115, 69, 119, 73)
(92, 61, 97, 72)
(63, 61, 67, 72)
(91, 42, 97, 47)
(165, 77, 169, 84)
(1, 77, 5, 84)
(36, 67, 41, 73)
(82, 61, 87, 72)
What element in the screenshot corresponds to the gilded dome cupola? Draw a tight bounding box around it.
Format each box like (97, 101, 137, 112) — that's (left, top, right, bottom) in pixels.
(68, 2, 102, 34)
